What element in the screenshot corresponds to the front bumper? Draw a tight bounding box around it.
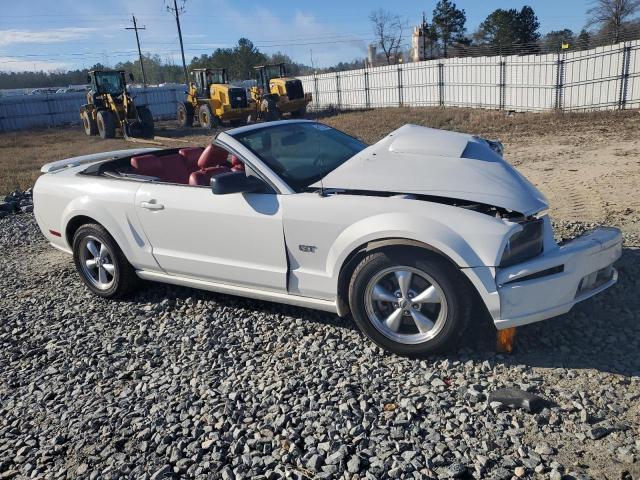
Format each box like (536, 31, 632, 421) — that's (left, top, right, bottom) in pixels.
(492, 227, 622, 329)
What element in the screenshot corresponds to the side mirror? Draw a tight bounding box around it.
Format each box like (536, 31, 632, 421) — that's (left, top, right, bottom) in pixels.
(129, 73, 135, 82)
(211, 171, 266, 195)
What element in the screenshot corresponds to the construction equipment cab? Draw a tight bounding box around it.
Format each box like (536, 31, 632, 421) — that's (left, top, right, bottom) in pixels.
(179, 68, 252, 129)
(80, 70, 154, 140)
(250, 63, 312, 121)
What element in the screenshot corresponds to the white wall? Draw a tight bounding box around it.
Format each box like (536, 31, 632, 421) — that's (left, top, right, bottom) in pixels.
(0, 85, 186, 132)
(299, 40, 640, 113)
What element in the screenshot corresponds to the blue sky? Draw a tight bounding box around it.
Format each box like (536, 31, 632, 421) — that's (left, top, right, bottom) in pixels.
(0, 0, 593, 72)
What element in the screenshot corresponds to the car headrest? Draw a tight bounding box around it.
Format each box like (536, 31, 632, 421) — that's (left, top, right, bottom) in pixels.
(131, 154, 163, 176)
(229, 155, 244, 170)
(179, 147, 205, 168)
(198, 145, 228, 169)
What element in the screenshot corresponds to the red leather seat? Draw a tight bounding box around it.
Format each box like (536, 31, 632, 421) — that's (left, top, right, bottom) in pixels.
(197, 145, 228, 169)
(179, 147, 205, 171)
(131, 154, 163, 178)
(131, 153, 191, 184)
(229, 154, 245, 172)
(189, 166, 230, 186)
(187, 145, 233, 186)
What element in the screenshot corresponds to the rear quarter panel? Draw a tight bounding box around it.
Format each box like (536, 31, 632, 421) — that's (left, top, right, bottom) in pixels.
(34, 171, 159, 271)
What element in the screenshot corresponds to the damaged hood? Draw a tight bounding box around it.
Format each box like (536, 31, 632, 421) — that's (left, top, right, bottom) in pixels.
(314, 124, 548, 215)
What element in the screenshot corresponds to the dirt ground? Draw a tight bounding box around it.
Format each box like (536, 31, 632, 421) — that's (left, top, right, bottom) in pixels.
(1, 108, 639, 246)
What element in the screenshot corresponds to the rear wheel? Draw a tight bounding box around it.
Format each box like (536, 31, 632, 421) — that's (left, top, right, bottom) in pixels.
(348, 249, 472, 355)
(81, 111, 98, 136)
(262, 98, 280, 121)
(137, 106, 154, 138)
(72, 223, 138, 298)
(198, 104, 218, 129)
(178, 102, 194, 127)
(96, 110, 116, 139)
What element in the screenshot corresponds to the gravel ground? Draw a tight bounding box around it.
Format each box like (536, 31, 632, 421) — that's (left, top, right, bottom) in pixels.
(1, 188, 639, 480)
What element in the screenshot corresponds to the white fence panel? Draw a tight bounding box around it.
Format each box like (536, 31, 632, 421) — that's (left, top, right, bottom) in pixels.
(298, 40, 640, 113)
(402, 61, 440, 106)
(0, 86, 185, 132)
(563, 44, 624, 110)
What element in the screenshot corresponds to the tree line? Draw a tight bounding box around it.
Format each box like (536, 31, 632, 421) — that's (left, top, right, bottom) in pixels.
(371, 0, 640, 64)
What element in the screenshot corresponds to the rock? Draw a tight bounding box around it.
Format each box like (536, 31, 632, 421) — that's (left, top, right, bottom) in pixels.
(346, 455, 361, 473)
(306, 454, 324, 472)
(487, 388, 548, 413)
(150, 465, 173, 479)
(515, 466, 526, 477)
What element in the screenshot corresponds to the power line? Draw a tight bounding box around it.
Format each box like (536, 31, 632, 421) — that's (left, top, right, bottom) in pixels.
(125, 15, 147, 86)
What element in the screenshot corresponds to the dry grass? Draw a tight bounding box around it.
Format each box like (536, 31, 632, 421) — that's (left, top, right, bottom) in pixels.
(317, 107, 640, 145)
(0, 121, 212, 195)
(1, 108, 639, 195)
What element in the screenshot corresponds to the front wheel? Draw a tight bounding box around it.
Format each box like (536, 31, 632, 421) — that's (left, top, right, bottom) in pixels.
(81, 110, 97, 136)
(348, 249, 472, 355)
(72, 223, 139, 298)
(96, 110, 116, 139)
(198, 104, 219, 129)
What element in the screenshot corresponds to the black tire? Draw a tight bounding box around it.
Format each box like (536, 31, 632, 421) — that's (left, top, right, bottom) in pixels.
(262, 98, 280, 121)
(81, 110, 98, 136)
(72, 223, 139, 298)
(178, 102, 193, 127)
(137, 106, 155, 138)
(198, 104, 218, 129)
(96, 110, 116, 139)
(290, 105, 307, 118)
(348, 249, 472, 356)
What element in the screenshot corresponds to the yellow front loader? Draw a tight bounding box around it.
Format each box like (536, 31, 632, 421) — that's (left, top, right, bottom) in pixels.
(250, 63, 312, 121)
(80, 70, 154, 140)
(178, 68, 253, 129)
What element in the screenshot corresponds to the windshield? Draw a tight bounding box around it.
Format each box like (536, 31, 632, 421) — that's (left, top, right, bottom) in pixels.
(264, 65, 283, 80)
(206, 70, 225, 84)
(95, 72, 124, 95)
(230, 122, 367, 191)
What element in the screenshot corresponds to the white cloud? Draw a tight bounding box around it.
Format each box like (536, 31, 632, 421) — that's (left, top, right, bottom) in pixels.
(0, 28, 98, 47)
(0, 56, 71, 72)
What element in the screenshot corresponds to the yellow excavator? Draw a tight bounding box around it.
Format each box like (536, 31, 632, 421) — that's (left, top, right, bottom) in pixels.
(250, 63, 312, 121)
(178, 68, 253, 129)
(80, 70, 154, 139)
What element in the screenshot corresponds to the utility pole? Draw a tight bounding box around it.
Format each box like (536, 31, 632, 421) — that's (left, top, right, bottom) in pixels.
(126, 15, 147, 87)
(167, 0, 188, 84)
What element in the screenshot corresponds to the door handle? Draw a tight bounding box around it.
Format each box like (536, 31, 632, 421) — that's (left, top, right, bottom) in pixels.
(140, 201, 164, 210)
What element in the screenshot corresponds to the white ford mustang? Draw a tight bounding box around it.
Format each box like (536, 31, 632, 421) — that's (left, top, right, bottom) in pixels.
(33, 120, 622, 355)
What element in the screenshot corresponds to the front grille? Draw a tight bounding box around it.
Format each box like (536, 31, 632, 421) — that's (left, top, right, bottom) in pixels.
(285, 80, 304, 100)
(229, 88, 248, 108)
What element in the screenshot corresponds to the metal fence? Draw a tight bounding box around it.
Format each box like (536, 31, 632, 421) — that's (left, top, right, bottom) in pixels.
(300, 40, 640, 112)
(1, 40, 638, 133)
(0, 85, 186, 132)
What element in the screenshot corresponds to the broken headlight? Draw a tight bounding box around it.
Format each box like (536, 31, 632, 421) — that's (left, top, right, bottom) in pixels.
(485, 139, 504, 157)
(500, 219, 544, 267)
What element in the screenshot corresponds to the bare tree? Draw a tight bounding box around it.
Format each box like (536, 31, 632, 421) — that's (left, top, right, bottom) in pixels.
(370, 9, 404, 65)
(587, 0, 640, 43)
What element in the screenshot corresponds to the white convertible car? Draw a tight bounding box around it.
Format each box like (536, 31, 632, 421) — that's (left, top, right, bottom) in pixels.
(33, 120, 622, 355)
